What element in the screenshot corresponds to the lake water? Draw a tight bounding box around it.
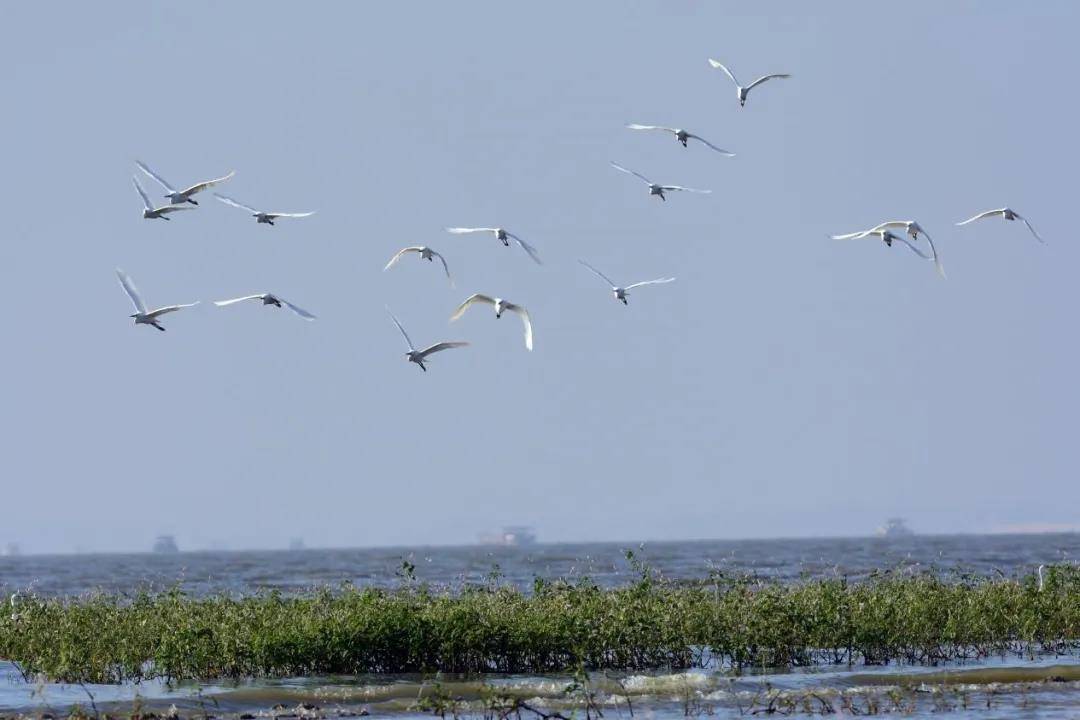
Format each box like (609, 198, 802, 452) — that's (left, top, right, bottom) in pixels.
(1, 534, 1078, 718)
(1, 533, 1077, 598)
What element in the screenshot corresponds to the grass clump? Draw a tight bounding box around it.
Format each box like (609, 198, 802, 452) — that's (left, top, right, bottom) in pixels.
(1, 566, 1078, 683)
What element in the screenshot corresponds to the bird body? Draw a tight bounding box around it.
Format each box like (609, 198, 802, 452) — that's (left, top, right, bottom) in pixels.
(708, 59, 790, 106)
(956, 207, 1043, 243)
(215, 193, 315, 225)
(609, 162, 710, 201)
(578, 260, 675, 305)
(116, 269, 199, 331)
(213, 293, 316, 320)
(451, 294, 533, 350)
(136, 161, 234, 205)
(384, 246, 453, 286)
(445, 227, 541, 264)
(625, 124, 735, 155)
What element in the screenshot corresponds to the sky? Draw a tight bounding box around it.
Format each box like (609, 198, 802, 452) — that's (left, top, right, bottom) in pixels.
(1, 1, 1077, 554)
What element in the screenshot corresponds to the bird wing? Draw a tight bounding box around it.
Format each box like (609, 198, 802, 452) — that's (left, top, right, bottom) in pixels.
(132, 177, 153, 211)
(626, 124, 676, 134)
(830, 229, 876, 240)
(417, 341, 469, 359)
(265, 211, 316, 219)
(449, 293, 496, 322)
(446, 227, 498, 235)
(1016, 213, 1045, 243)
(660, 185, 711, 193)
(894, 235, 931, 259)
(625, 277, 676, 290)
(383, 247, 423, 271)
(503, 303, 533, 351)
(746, 73, 791, 91)
(867, 221, 909, 232)
(507, 232, 542, 265)
(387, 308, 414, 351)
(687, 134, 735, 156)
(922, 233, 947, 278)
(135, 161, 177, 193)
(281, 298, 317, 320)
(956, 209, 1003, 226)
(180, 170, 235, 196)
(213, 294, 266, 307)
(610, 162, 653, 185)
(430, 249, 454, 286)
(158, 205, 194, 215)
(578, 260, 617, 288)
(707, 59, 739, 85)
(215, 193, 260, 213)
(116, 268, 147, 314)
(146, 302, 199, 319)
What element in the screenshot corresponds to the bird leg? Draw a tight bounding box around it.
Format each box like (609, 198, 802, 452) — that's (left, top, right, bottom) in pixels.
(160, 216, 171, 221)
(621, 298, 628, 306)
(152, 323, 166, 332)
(187, 198, 199, 205)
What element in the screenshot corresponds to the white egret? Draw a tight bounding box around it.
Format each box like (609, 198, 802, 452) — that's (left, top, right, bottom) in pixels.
(609, 162, 710, 201)
(444, 227, 541, 265)
(625, 124, 734, 155)
(384, 246, 453, 286)
(707, 59, 790, 106)
(956, 207, 1044, 243)
(450, 294, 533, 351)
(133, 177, 193, 221)
(387, 309, 468, 372)
(578, 260, 675, 305)
(214, 194, 315, 226)
(116, 269, 199, 331)
(213, 293, 316, 320)
(135, 161, 234, 205)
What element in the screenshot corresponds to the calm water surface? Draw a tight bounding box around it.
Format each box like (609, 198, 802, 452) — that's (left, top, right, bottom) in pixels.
(1, 533, 1076, 597)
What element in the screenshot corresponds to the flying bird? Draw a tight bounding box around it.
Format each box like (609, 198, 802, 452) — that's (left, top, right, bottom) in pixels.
(625, 124, 734, 155)
(116, 269, 199, 331)
(213, 293, 316, 320)
(956, 207, 1044, 243)
(133, 177, 193, 220)
(578, 260, 675, 305)
(450, 294, 533, 351)
(831, 220, 945, 277)
(445, 227, 541, 265)
(384, 246, 453, 286)
(214, 194, 315, 226)
(707, 59, 790, 107)
(135, 161, 234, 205)
(609, 162, 710, 201)
(387, 309, 468, 372)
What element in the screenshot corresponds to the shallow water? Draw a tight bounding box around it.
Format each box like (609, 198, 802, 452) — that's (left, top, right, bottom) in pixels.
(2, 535, 1079, 717)
(1, 533, 1076, 598)
(3, 656, 1080, 718)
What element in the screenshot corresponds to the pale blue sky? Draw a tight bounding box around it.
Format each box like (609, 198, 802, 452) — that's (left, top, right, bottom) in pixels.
(1, 2, 1076, 553)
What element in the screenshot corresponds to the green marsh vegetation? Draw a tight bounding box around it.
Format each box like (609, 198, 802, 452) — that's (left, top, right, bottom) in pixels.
(1, 557, 1078, 684)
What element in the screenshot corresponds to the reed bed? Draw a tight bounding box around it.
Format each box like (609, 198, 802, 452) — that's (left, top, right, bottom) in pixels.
(2, 566, 1077, 683)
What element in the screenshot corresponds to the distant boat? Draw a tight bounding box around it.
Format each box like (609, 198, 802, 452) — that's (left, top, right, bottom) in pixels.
(152, 535, 179, 554)
(288, 537, 306, 551)
(875, 518, 914, 538)
(478, 526, 537, 547)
